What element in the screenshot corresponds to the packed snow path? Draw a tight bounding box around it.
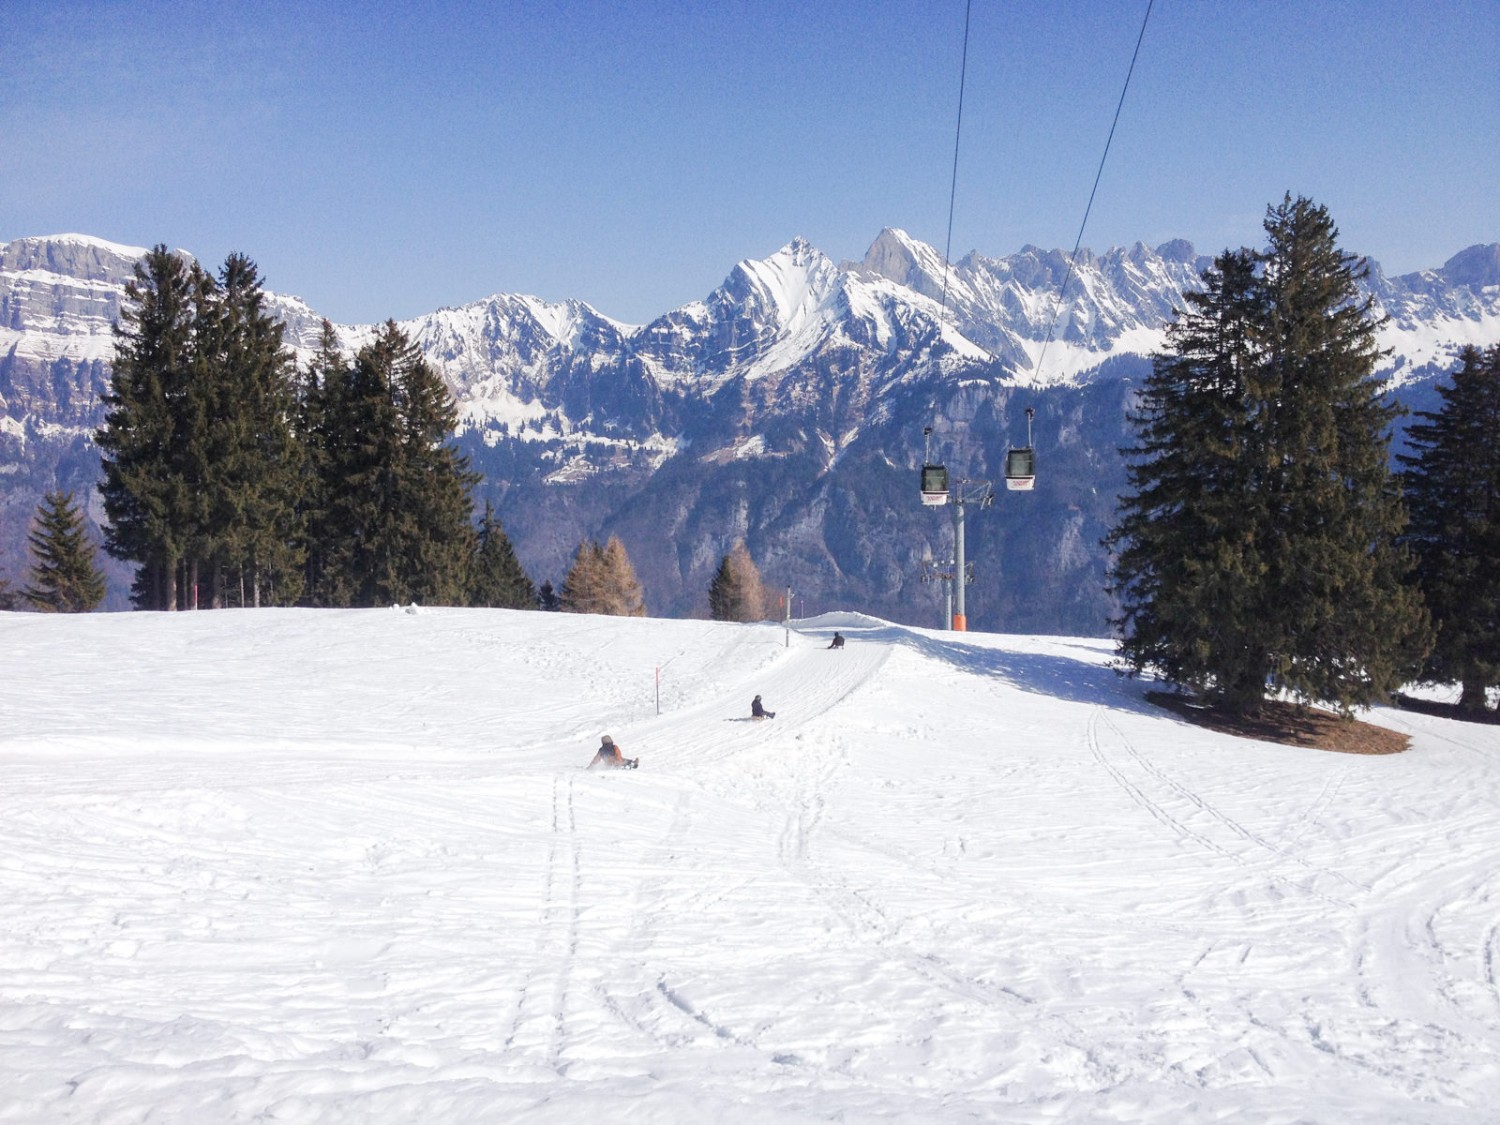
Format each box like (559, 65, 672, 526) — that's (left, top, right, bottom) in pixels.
(3, 607, 1500, 1122)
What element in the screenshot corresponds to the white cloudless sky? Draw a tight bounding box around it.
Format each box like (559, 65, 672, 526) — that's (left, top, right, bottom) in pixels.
(5, 0, 1496, 325)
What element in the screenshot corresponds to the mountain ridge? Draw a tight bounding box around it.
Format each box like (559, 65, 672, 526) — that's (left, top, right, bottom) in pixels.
(3, 228, 1499, 627)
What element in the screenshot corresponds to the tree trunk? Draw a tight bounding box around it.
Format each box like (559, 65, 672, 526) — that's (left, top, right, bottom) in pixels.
(1459, 678, 1490, 714)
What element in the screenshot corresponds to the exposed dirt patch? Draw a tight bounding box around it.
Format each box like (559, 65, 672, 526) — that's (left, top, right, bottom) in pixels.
(1147, 691, 1410, 755)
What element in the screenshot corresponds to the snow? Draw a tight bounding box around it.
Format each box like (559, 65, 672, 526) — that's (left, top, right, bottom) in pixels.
(3, 606, 1500, 1122)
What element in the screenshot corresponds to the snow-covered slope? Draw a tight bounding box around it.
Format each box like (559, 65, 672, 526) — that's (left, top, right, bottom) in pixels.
(2, 607, 1498, 1121)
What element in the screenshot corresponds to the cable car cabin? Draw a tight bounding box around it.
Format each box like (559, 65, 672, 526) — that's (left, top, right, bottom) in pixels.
(1004, 447, 1036, 491)
(920, 463, 950, 505)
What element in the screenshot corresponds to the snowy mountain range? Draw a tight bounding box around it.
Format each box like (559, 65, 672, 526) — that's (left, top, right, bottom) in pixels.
(3, 230, 1499, 627)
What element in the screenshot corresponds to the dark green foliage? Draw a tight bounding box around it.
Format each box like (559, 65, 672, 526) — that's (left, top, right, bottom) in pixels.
(205, 254, 306, 607)
(537, 580, 561, 611)
(1399, 344, 1500, 711)
(0, 575, 16, 611)
(97, 248, 303, 609)
(96, 246, 197, 609)
(300, 321, 478, 606)
(1108, 196, 1429, 715)
(708, 541, 767, 621)
(469, 501, 536, 609)
(23, 490, 106, 612)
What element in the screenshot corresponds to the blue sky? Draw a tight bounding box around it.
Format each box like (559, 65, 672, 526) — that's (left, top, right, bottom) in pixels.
(6, 1, 1497, 325)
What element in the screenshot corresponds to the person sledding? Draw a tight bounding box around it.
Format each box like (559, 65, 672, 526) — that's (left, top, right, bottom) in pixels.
(587, 734, 638, 770)
(827, 632, 845, 649)
(751, 694, 776, 720)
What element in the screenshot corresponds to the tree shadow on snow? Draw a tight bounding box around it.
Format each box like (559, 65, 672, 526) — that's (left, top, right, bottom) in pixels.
(800, 620, 1157, 716)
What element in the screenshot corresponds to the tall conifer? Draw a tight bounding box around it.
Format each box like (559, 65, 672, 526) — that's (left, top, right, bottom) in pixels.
(306, 321, 476, 606)
(469, 501, 536, 609)
(1109, 196, 1428, 715)
(97, 246, 197, 609)
(1399, 344, 1500, 711)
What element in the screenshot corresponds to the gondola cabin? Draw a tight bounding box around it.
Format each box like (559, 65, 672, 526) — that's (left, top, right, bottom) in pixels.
(1004, 446, 1036, 491)
(920, 463, 950, 505)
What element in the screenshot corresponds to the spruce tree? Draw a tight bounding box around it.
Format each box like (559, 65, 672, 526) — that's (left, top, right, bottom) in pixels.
(294, 321, 351, 605)
(23, 491, 107, 612)
(469, 501, 536, 608)
(1399, 344, 1500, 711)
(210, 254, 305, 607)
(1108, 196, 1429, 715)
(307, 321, 477, 606)
(537, 580, 561, 611)
(0, 576, 16, 612)
(97, 245, 198, 609)
(709, 541, 767, 621)
(1108, 248, 1269, 708)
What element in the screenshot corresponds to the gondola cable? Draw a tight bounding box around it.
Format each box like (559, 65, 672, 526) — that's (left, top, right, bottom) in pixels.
(1031, 0, 1155, 383)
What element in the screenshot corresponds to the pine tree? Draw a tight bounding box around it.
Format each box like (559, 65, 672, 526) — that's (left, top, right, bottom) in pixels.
(96, 245, 198, 610)
(1399, 344, 1500, 712)
(0, 575, 16, 612)
(469, 501, 536, 608)
(306, 321, 477, 606)
(294, 321, 352, 605)
(1108, 196, 1429, 715)
(709, 541, 767, 621)
(97, 248, 305, 610)
(1107, 248, 1269, 708)
(23, 491, 107, 612)
(209, 254, 305, 607)
(537, 580, 561, 611)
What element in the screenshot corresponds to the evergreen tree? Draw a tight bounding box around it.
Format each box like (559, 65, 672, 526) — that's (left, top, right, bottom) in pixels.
(294, 321, 351, 605)
(469, 501, 536, 608)
(306, 321, 477, 606)
(0, 575, 16, 612)
(537, 580, 561, 611)
(1108, 196, 1428, 715)
(23, 491, 107, 612)
(98, 248, 305, 610)
(208, 254, 305, 607)
(1399, 344, 1500, 711)
(96, 245, 199, 610)
(709, 540, 767, 621)
(1108, 248, 1269, 708)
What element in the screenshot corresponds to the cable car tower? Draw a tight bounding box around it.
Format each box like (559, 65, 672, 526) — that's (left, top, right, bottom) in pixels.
(920, 426, 994, 631)
(916, 0, 1149, 631)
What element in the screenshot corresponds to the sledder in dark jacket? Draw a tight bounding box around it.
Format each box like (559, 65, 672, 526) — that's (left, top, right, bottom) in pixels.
(751, 695, 776, 720)
(588, 734, 638, 769)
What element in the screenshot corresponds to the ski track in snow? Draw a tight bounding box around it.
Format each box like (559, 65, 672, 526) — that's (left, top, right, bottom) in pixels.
(3, 607, 1500, 1121)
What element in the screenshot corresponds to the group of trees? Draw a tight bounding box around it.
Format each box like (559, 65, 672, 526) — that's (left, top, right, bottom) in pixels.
(1108, 195, 1498, 715)
(80, 249, 776, 620)
(93, 245, 518, 610)
(61, 205, 1500, 721)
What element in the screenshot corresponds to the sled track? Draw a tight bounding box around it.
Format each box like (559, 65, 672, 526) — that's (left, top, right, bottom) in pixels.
(1087, 706, 1358, 910)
